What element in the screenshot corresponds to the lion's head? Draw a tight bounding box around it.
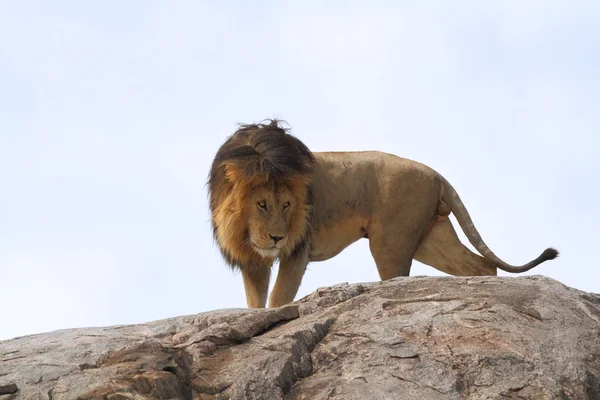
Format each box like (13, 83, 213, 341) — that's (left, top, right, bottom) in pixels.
(208, 120, 315, 269)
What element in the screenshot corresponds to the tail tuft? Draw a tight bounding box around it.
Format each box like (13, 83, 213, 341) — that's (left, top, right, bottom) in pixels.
(541, 247, 559, 261)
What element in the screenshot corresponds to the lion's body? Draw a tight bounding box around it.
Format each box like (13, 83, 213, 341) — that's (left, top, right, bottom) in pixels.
(306, 151, 498, 277)
(309, 151, 437, 263)
(209, 121, 558, 309)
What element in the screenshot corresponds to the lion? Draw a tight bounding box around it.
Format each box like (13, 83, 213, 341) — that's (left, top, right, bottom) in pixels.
(208, 120, 559, 308)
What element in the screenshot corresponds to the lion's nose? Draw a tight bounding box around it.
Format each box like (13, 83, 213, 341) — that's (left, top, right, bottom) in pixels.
(269, 234, 285, 244)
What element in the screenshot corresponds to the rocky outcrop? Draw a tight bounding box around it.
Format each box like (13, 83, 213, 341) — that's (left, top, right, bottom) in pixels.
(1, 276, 599, 399)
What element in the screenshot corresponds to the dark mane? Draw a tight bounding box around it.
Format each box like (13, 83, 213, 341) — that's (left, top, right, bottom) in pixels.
(207, 119, 315, 269)
(208, 119, 315, 207)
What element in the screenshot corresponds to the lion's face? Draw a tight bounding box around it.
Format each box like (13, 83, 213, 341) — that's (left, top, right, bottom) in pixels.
(211, 176, 311, 267)
(245, 183, 296, 259)
(209, 120, 315, 269)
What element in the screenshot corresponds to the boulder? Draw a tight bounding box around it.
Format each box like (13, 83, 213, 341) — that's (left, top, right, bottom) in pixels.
(1, 276, 599, 399)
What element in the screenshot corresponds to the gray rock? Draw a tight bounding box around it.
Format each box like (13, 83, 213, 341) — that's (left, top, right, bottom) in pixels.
(1, 276, 599, 399)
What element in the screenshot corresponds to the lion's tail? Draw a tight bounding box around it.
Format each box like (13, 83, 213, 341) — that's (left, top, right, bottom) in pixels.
(440, 177, 559, 273)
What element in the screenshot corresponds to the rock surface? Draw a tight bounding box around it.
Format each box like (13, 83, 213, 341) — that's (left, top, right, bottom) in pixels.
(1, 276, 600, 399)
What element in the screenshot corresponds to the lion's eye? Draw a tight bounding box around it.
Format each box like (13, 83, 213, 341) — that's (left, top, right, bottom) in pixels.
(283, 201, 291, 209)
(258, 201, 267, 209)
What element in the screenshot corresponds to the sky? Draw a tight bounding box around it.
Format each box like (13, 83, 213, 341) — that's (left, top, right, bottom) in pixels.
(1, 1, 598, 341)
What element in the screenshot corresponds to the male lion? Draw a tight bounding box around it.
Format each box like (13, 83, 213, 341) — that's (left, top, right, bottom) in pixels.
(208, 120, 558, 308)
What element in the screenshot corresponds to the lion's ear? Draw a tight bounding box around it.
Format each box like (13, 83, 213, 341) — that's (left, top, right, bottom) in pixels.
(223, 162, 243, 183)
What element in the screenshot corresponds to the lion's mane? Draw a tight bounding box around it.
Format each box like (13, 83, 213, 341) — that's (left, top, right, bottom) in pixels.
(208, 120, 315, 270)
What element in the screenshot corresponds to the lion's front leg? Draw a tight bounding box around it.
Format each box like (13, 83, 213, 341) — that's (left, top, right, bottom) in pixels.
(241, 266, 271, 308)
(268, 250, 309, 308)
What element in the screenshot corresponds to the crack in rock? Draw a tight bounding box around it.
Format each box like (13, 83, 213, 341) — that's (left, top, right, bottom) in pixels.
(276, 319, 335, 395)
(173, 306, 299, 348)
(193, 318, 335, 400)
(0, 383, 18, 395)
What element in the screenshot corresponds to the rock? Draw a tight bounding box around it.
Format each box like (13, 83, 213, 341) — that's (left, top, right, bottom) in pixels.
(1, 275, 599, 399)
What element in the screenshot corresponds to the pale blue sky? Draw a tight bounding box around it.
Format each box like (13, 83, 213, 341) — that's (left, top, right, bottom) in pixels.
(1, 1, 598, 340)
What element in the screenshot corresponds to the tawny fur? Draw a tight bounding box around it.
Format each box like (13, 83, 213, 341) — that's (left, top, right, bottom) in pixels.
(208, 120, 558, 308)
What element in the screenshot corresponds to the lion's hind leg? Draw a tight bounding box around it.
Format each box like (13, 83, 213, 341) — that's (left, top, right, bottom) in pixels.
(368, 227, 418, 281)
(368, 202, 437, 281)
(414, 216, 497, 276)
